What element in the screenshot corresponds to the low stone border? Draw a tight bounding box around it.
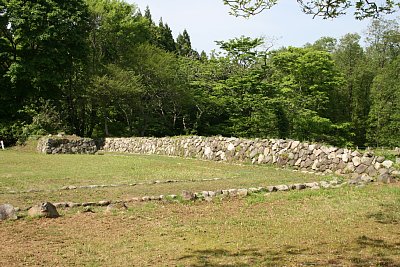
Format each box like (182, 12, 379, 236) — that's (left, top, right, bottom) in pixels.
(1, 177, 226, 195)
(48, 179, 343, 209)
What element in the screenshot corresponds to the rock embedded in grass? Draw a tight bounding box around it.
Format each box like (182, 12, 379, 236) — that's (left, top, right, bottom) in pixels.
(106, 203, 128, 213)
(181, 191, 196, 201)
(28, 202, 59, 218)
(0, 204, 18, 221)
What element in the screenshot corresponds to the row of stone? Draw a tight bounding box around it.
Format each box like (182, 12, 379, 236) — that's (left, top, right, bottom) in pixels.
(102, 136, 397, 179)
(0, 179, 344, 221)
(1, 178, 225, 195)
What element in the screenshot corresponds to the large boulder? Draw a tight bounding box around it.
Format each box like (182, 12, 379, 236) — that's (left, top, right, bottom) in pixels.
(0, 204, 18, 221)
(28, 202, 60, 218)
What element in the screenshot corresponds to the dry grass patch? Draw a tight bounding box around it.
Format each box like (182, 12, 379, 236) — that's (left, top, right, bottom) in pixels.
(1, 184, 400, 266)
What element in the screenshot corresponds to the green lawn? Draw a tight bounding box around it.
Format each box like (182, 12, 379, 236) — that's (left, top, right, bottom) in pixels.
(0, 144, 399, 266)
(0, 147, 334, 207)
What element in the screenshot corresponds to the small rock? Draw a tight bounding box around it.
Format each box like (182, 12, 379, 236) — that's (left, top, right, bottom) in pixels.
(0, 204, 18, 221)
(320, 181, 331, 188)
(266, 186, 276, 192)
(360, 174, 374, 183)
(98, 200, 111, 206)
(106, 203, 128, 213)
(82, 206, 95, 213)
(356, 164, 368, 174)
(228, 189, 238, 197)
(304, 182, 319, 188)
(237, 189, 248, 196)
(275, 185, 289, 191)
(181, 191, 196, 201)
(376, 156, 385, 163)
(82, 202, 97, 207)
(28, 202, 59, 218)
(141, 196, 150, 201)
(53, 202, 68, 208)
(382, 160, 393, 168)
(377, 173, 393, 184)
(221, 190, 229, 196)
(248, 187, 260, 193)
(292, 184, 306, 190)
(352, 156, 361, 167)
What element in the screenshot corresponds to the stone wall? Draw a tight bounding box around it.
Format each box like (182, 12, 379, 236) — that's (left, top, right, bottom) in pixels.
(38, 135, 398, 180)
(37, 136, 97, 154)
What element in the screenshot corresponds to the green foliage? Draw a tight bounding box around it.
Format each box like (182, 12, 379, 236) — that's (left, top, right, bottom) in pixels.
(1, 0, 399, 148)
(367, 57, 400, 147)
(223, 0, 400, 19)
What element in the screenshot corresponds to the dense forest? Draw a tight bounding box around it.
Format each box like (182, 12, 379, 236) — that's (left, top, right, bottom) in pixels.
(0, 0, 399, 148)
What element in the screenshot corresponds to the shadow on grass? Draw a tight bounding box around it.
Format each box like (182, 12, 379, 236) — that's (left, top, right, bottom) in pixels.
(177, 248, 283, 267)
(349, 235, 400, 267)
(176, 237, 400, 267)
(366, 202, 400, 225)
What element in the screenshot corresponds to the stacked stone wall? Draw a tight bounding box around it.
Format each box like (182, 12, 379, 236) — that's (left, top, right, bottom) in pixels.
(37, 136, 97, 154)
(38, 136, 397, 179)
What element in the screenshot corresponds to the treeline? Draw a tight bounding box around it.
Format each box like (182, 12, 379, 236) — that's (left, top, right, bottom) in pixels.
(0, 0, 399, 148)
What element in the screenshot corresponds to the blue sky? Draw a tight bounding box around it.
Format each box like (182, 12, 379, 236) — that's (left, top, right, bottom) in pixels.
(127, 0, 372, 53)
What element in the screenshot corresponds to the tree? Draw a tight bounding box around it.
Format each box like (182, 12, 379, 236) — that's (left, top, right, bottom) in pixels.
(367, 57, 400, 147)
(267, 47, 345, 143)
(157, 19, 176, 52)
(0, 0, 90, 141)
(333, 33, 374, 145)
(223, 0, 400, 19)
(176, 29, 194, 57)
(215, 36, 265, 67)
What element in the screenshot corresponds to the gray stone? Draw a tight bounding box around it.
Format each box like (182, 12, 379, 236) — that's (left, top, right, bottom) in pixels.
(228, 189, 238, 197)
(310, 186, 321, 190)
(82, 202, 97, 207)
(320, 181, 331, 188)
(361, 156, 373, 165)
(345, 162, 355, 173)
(292, 184, 306, 190)
(28, 202, 59, 218)
(181, 191, 196, 201)
(53, 202, 68, 208)
(221, 190, 229, 196)
(141, 196, 150, 201)
(360, 174, 374, 183)
(367, 165, 378, 177)
(275, 185, 289, 191)
(376, 156, 385, 163)
(106, 202, 128, 212)
(248, 188, 261, 193)
(266, 186, 276, 192)
(237, 189, 248, 196)
(355, 164, 368, 174)
(304, 182, 319, 188)
(0, 204, 17, 221)
(382, 160, 393, 168)
(377, 173, 393, 184)
(98, 200, 111, 206)
(352, 156, 361, 167)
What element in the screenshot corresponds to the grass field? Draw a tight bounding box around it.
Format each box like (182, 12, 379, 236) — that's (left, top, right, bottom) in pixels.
(0, 143, 399, 266)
